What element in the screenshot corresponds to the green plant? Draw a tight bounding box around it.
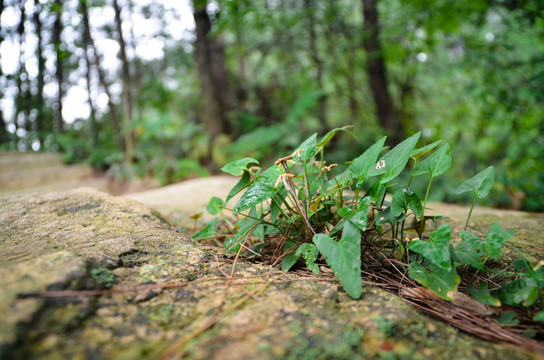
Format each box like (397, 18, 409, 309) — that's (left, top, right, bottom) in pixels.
(90, 267, 115, 289)
(199, 130, 544, 321)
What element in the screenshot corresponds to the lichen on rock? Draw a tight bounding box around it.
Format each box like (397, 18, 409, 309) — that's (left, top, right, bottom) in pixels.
(0, 188, 540, 359)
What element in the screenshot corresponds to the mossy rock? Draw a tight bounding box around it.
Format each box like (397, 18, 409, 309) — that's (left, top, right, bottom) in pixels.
(0, 189, 541, 359)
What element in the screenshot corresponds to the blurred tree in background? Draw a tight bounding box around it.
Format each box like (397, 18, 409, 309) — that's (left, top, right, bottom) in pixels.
(0, 0, 542, 210)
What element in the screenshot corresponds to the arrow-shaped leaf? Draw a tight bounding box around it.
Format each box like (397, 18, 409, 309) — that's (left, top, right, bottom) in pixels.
(318, 126, 355, 147)
(344, 136, 387, 184)
(206, 196, 224, 215)
(391, 185, 423, 217)
(408, 262, 460, 301)
(313, 221, 362, 298)
(453, 166, 494, 198)
(451, 240, 486, 271)
(494, 278, 539, 307)
(411, 140, 442, 161)
(192, 218, 219, 240)
(411, 144, 451, 177)
(368, 132, 421, 184)
(460, 223, 516, 259)
(225, 170, 251, 203)
(407, 223, 452, 271)
(467, 282, 501, 307)
(221, 157, 259, 176)
(337, 197, 371, 231)
(294, 133, 318, 161)
(234, 166, 283, 214)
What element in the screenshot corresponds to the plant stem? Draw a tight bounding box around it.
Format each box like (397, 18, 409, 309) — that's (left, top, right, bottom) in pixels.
(330, 172, 343, 209)
(421, 175, 434, 218)
(408, 159, 417, 186)
(464, 192, 477, 231)
(280, 160, 316, 236)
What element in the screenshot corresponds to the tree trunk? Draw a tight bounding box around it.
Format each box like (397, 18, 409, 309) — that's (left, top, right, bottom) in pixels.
(192, 0, 232, 162)
(126, 0, 143, 122)
(361, 0, 402, 144)
(13, 0, 25, 136)
(113, 0, 133, 164)
(53, 0, 65, 134)
(79, 0, 98, 149)
(304, 0, 327, 130)
(0, 0, 9, 144)
(346, 43, 360, 124)
(81, 0, 124, 151)
(34, 0, 48, 142)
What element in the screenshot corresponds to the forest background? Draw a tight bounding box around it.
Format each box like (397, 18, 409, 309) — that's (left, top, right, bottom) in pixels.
(0, 0, 543, 212)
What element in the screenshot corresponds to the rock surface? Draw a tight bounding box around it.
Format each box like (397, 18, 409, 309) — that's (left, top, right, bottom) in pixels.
(125, 176, 240, 228)
(0, 188, 542, 359)
(0, 152, 109, 197)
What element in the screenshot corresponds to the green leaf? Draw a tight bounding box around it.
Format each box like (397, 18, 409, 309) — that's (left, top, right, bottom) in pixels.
(467, 282, 501, 306)
(366, 181, 387, 204)
(221, 157, 259, 176)
(318, 126, 355, 147)
(411, 144, 451, 177)
(281, 240, 300, 271)
(407, 223, 452, 271)
(374, 206, 406, 226)
(192, 218, 219, 240)
(225, 171, 251, 203)
(296, 243, 320, 274)
(368, 132, 421, 184)
(484, 222, 516, 259)
(233, 167, 283, 214)
(270, 192, 286, 223)
(512, 259, 531, 272)
(451, 241, 486, 271)
(408, 262, 460, 301)
(344, 136, 387, 183)
(411, 140, 442, 160)
(337, 197, 371, 231)
(495, 278, 539, 307)
(253, 223, 265, 241)
(498, 312, 519, 325)
(391, 185, 423, 217)
(313, 221, 362, 298)
(206, 196, 224, 215)
(224, 208, 259, 252)
(460, 223, 515, 259)
(453, 166, 494, 198)
(294, 133, 318, 161)
(533, 310, 544, 322)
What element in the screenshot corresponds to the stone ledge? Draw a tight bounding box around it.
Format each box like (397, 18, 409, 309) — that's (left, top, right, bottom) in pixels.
(0, 188, 540, 359)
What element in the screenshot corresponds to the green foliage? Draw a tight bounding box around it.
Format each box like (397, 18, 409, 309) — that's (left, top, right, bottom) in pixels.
(466, 283, 501, 307)
(408, 263, 460, 301)
(202, 129, 542, 316)
(295, 243, 320, 275)
(453, 166, 495, 230)
(407, 224, 452, 271)
(367, 132, 421, 183)
(233, 166, 283, 214)
(3, 0, 543, 213)
(192, 219, 219, 241)
(90, 267, 115, 289)
(453, 166, 495, 199)
(459, 223, 516, 260)
(411, 144, 451, 178)
(206, 196, 224, 215)
(391, 186, 423, 218)
(220, 157, 259, 176)
(314, 223, 363, 299)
